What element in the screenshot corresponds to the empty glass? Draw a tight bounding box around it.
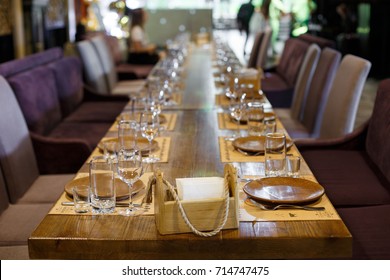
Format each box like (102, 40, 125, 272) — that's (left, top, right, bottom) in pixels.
(140, 111, 160, 163)
(89, 156, 115, 214)
(247, 102, 264, 136)
(72, 185, 90, 214)
(286, 155, 301, 178)
(116, 149, 144, 216)
(118, 120, 139, 151)
(264, 133, 286, 177)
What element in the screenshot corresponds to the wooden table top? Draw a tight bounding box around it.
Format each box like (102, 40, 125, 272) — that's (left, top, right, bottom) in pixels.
(28, 44, 352, 260)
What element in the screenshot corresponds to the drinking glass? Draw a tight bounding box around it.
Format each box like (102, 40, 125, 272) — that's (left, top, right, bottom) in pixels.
(118, 120, 139, 151)
(286, 155, 301, 178)
(247, 102, 264, 136)
(140, 111, 160, 163)
(116, 149, 144, 216)
(264, 132, 286, 177)
(89, 156, 115, 214)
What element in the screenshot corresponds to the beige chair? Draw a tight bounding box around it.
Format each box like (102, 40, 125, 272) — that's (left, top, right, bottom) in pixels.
(77, 36, 145, 96)
(247, 29, 272, 70)
(276, 47, 341, 138)
(255, 28, 272, 69)
(318, 54, 371, 138)
(247, 32, 263, 68)
(274, 44, 321, 130)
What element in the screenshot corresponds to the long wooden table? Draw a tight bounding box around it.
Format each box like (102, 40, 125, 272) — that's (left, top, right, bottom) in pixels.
(28, 44, 352, 259)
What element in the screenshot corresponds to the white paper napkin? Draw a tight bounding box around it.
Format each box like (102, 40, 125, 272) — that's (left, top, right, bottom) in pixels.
(175, 177, 225, 201)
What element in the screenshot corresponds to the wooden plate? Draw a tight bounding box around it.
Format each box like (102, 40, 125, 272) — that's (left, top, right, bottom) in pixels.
(243, 177, 325, 205)
(117, 113, 167, 124)
(230, 112, 275, 124)
(98, 137, 158, 154)
(232, 136, 293, 154)
(64, 176, 144, 201)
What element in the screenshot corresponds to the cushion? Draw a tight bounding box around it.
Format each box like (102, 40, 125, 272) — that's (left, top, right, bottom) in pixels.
(17, 174, 74, 204)
(7, 67, 62, 135)
(49, 122, 112, 150)
(0, 47, 62, 78)
(0, 203, 53, 246)
(366, 79, 390, 182)
(337, 205, 390, 259)
(276, 38, 310, 86)
(64, 101, 126, 123)
(47, 56, 84, 117)
(301, 150, 390, 207)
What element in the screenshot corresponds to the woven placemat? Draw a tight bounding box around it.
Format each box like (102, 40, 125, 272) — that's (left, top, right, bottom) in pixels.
(109, 113, 178, 132)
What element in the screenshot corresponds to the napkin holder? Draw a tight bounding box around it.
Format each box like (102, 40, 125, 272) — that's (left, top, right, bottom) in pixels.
(154, 164, 239, 235)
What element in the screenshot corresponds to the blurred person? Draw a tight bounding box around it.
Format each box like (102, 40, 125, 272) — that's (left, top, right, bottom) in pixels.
(269, 0, 289, 54)
(127, 8, 160, 65)
(291, 0, 317, 37)
(250, 0, 272, 35)
(237, 0, 255, 55)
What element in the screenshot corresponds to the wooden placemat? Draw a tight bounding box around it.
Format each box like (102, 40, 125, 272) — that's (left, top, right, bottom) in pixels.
(238, 176, 340, 221)
(109, 113, 178, 132)
(48, 172, 155, 216)
(218, 136, 300, 163)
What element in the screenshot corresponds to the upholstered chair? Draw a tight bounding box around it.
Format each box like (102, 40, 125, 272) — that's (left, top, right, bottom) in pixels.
(0, 76, 74, 204)
(255, 29, 272, 69)
(261, 38, 310, 107)
(275, 47, 341, 138)
(247, 32, 263, 68)
(77, 36, 145, 96)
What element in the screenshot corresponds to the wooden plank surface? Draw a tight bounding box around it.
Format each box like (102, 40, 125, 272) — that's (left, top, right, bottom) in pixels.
(28, 44, 352, 260)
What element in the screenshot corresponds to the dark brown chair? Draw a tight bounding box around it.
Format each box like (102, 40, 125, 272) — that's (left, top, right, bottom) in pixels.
(297, 79, 390, 259)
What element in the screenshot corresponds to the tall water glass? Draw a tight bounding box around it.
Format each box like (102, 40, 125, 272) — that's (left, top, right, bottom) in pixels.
(264, 133, 286, 177)
(89, 156, 115, 214)
(118, 120, 138, 151)
(247, 102, 264, 136)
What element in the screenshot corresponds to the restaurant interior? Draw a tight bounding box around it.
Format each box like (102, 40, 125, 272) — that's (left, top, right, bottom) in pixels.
(0, 0, 390, 261)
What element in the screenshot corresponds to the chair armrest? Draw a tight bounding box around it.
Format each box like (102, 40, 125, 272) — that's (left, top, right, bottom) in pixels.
(30, 132, 92, 174)
(82, 84, 129, 102)
(295, 120, 369, 151)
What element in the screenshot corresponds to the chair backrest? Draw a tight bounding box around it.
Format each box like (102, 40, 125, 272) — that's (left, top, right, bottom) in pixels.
(0, 47, 62, 78)
(302, 47, 341, 137)
(319, 54, 371, 139)
(104, 35, 125, 65)
(289, 43, 321, 120)
(90, 35, 118, 92)
(0, 166, 10, 214)
(47, 56, 84, 118)
(0, 76, 40, 203)
(297, 34, 336, 49)
(366, 79, 390, 182)
(247, 32, 263, 68)
(76, 40, 110, 95)
(276, 38, 310, 86)
(256, 28, 272, 69)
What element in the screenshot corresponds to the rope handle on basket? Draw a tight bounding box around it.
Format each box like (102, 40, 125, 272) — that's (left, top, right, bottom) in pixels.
(149, 173, 231, 237)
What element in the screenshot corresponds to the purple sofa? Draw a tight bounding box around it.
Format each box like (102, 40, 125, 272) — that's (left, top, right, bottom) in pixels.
(297, 79, 390, 259)
(0, 48, 128, 174)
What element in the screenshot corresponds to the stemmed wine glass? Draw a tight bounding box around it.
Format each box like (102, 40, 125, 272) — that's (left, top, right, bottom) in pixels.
(140, 111, 160, 163)
(230, 100, 246, 139)
(116, 149, 144, 216)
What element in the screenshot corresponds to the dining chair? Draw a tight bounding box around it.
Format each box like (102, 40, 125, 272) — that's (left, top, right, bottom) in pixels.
(255, 28, 272, 69)
(317, 54, 371, 138)
(0, 76, 74, 204)
(76, 36, 145, 96)
(275, 47, 341, 138)
(261, 38, 311, 107)
(247, 32, 263, 68)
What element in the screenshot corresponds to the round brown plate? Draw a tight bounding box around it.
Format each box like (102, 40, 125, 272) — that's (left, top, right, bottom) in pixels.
(98, 137, 158, 154)
(232, 136, 293, 154)
(243, 177, 325, 205)
(230, 112, 275, 124)
(117, 113, 167, 125)
(64, 176, 144, 201)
